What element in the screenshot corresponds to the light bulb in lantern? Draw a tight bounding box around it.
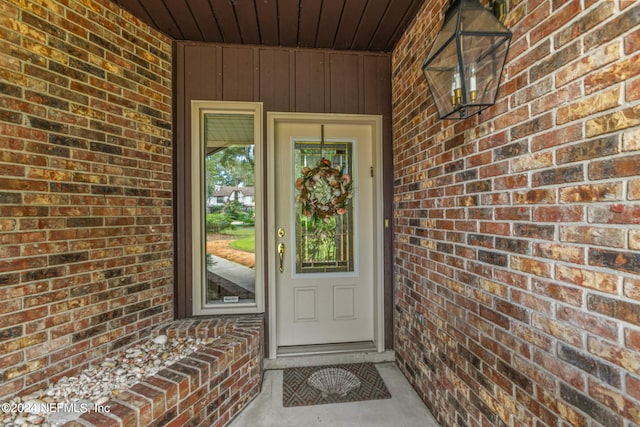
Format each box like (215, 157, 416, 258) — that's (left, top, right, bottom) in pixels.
(452, 65, 462, 106)
(468, 62, 477, 103)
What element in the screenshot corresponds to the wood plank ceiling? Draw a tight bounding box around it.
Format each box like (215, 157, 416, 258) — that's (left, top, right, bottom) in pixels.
(111, 0, 426, 52)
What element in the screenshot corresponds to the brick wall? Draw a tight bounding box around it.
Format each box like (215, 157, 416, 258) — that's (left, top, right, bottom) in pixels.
(392, 1, 639, 426)
(0, 0, 173, 400)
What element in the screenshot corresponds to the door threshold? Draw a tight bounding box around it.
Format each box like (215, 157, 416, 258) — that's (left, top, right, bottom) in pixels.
(278, 341, 376, 356)
(266, 342, 394, 370)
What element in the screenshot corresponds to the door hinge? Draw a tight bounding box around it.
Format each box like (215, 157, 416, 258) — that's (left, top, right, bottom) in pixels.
(370, 166, 374, 177)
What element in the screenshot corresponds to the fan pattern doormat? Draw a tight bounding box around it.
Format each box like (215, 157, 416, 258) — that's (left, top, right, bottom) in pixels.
(282, 363, 391, 407)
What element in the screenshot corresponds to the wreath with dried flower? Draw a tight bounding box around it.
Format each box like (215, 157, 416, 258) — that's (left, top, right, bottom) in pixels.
(295, 158, 352, 223)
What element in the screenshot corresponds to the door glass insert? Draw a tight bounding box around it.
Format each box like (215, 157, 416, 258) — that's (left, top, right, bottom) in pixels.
(294, 141, 354, 274)
(203, 113, 256, 304)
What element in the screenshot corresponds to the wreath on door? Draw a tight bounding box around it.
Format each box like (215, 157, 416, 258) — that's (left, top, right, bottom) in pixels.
(295, 158, 352, 223)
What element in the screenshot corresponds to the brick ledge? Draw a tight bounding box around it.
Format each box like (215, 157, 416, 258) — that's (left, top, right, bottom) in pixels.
(64, 316, 264, 427)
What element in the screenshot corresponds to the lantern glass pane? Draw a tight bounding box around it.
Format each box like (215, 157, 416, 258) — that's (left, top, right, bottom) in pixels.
(461, 34, 510, 105)
(423, 39, 459, 118)
(461, 6, 508, 33)
(429, 9, 459, 56)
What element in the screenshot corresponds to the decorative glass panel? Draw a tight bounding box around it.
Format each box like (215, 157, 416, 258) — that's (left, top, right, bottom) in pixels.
(294, 141, 354, 274)
(203, 113, 256, 304)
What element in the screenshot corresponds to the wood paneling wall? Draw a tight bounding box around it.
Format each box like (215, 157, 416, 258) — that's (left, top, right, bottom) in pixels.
(174, 43, 392, 114)
(173, 42, 393, 348)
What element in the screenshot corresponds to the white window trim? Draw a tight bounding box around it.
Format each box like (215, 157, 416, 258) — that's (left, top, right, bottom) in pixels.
(191, 101, 264, 315)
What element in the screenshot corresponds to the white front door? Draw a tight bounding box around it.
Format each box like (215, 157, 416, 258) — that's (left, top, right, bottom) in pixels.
(269, 115, 382, 351)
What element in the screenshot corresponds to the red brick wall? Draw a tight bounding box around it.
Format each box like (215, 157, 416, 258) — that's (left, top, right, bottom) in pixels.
(392, 1, 640, 426)
(0, 0, 173, 400)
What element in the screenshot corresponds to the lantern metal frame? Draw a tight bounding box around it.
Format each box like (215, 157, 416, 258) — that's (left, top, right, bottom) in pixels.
(422, 0, 512, 120)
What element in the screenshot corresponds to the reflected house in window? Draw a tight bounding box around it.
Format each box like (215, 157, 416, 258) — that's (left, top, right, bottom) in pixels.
(209, 185, 255, 210)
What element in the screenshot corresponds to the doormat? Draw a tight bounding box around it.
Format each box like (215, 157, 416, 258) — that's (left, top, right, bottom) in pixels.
(282, 363, 391, 407)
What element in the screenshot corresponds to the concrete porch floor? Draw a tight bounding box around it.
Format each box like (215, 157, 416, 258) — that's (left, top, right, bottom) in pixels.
(228, 360, 441, 427)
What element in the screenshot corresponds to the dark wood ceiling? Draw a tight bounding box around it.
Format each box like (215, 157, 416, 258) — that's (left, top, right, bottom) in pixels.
(111, 0, 426, 52)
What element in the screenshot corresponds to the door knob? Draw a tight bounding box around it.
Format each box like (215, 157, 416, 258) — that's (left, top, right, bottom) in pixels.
(277, 243, 285, 273)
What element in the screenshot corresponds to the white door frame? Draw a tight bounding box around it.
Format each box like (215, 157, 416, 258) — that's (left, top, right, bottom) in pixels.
(266, 112, 385, 359)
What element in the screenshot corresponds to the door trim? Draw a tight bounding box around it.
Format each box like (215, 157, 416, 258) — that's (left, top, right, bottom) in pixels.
(266, 112, 384, 359)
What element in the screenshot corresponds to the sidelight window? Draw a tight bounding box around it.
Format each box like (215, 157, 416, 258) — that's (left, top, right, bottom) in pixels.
(191, 102, 263, 315)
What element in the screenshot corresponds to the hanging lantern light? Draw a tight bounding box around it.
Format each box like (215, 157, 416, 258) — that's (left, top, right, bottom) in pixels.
(422, 0, 512, 120)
